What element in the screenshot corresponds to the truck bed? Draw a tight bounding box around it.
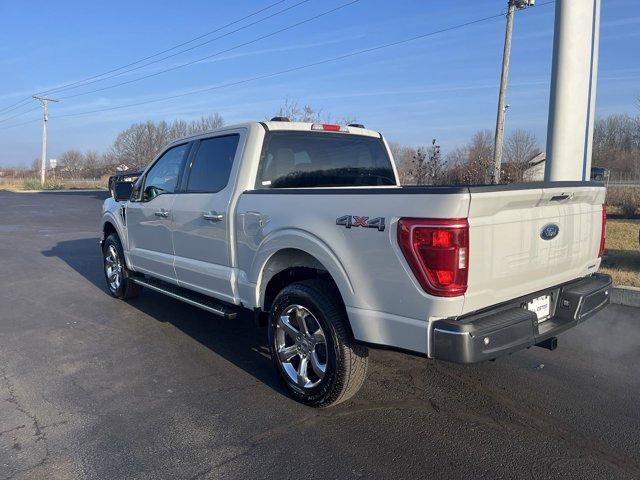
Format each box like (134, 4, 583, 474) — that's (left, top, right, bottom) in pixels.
(236, 181, 605, 353)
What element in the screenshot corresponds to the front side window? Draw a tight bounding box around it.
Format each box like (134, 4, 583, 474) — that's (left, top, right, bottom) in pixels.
(142, 143, 189, 201)
(256, 132, 396, 188)
(186, 135, 240, 193)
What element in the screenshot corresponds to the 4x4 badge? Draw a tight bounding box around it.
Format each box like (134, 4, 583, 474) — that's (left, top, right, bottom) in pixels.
(336, 215, 385, 232)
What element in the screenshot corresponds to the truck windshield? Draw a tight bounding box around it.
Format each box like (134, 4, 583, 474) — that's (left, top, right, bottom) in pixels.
(256, 131, 396, 188)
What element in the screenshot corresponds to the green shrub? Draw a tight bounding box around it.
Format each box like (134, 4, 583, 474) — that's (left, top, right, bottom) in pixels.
(43, 181, 65, 190)
(22, 179, 42, 190)
(21, 179, 66, 191)
(606, 186, 640, 217)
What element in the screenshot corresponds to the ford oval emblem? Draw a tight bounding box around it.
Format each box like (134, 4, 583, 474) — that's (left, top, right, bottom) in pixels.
(540, 223, 559, 240)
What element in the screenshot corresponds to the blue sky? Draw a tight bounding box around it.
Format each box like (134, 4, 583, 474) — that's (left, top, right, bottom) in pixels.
(0, 0, 638, 166)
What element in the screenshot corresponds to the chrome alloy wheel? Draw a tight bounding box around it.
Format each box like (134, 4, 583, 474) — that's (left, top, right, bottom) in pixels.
(104, 245, 123, 292)
(275, 305, 328, 389)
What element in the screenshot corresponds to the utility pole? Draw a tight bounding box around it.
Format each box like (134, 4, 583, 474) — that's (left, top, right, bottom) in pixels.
(490, 0, 535, 184)
(33, 95, 59, 185)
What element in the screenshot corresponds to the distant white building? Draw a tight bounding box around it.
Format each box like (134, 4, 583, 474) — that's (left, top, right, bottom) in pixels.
(523, 152, 546, 182)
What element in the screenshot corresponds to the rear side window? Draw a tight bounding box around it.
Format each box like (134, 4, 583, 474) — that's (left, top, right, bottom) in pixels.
(186, 135, 240, 193)
(256, 132, 396, 188)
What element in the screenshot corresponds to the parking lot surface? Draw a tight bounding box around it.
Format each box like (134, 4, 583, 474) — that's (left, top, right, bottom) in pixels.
(1, 190, 639, 480)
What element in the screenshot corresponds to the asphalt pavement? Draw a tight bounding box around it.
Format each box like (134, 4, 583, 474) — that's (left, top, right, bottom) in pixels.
(0, 190, 639, 480)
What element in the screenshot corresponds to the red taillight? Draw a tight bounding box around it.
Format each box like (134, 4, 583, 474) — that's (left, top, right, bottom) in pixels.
(398, 218, 469, 297)
(598, 204, 607, 257)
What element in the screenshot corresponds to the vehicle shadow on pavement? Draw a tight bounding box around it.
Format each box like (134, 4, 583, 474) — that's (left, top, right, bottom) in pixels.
(42, 237, 288, 397)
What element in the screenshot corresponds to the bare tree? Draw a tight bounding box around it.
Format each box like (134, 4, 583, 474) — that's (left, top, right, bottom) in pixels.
(503, 129, 540, 164)
(406, 140, 445, 185)
(592, 113, 640, 178)
(273, 99, 323, 123)
(58, 150, 85, 178)
(111, 121, 172, 169)
(110, 113, 226, 169)
(81, 150, 101, 177)
(30, 158, 40, 175)
(188, 113, 225, 134)
(388, 142, 415, 185)
(271, 99, 357, 125)
(445, 130, 494, 185)
(425, 140, 446, 185)
(168, 119, 189, 141)
(501, 129, 541, 182)
(410, 147, 428, 185)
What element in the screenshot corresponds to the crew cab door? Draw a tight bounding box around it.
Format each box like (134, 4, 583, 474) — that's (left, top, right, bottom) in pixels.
(126, 142, 191, 283)
(171, 132, 243, 303)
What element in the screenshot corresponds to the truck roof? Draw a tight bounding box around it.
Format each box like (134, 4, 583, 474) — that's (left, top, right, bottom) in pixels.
(262, 121, 381, 138)
(166, 121, 382, 146)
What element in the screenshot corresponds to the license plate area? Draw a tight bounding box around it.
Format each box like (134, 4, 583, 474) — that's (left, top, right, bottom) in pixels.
(526, 295, 551, 323)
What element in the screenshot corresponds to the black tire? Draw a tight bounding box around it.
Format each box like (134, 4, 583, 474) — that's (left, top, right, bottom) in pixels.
(102, 233, 142, 300)
(268, 279, 368, 407)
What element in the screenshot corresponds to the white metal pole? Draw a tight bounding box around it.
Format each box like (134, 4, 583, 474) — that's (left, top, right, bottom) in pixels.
(545, 0, 601, 181)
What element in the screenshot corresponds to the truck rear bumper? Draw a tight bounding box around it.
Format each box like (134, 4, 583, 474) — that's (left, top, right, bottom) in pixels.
(431, 273, 612, 363)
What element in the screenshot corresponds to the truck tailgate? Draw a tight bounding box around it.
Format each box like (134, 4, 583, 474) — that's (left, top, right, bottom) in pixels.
(463, 184, 606, 314)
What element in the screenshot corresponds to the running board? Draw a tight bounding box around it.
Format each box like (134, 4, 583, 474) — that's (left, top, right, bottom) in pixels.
(130, 277, 237, 320)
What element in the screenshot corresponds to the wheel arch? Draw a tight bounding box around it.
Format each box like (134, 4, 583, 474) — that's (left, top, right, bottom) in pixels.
(259, 249, 339, 311)
(100, 210, 132, 269)
(253, 232, 355, 314)
(249, 230, 355, 312)
(102, 220, 118, 241)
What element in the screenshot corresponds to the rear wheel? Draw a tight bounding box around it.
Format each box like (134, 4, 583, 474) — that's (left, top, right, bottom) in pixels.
(268, 279, 368, 407)
(102, 233, 141, 299)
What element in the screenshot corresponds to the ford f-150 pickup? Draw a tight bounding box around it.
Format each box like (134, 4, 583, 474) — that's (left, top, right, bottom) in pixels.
(101, 119, 611, 407)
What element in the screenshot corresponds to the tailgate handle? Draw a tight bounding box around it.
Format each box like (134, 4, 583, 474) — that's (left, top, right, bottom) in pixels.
(550, 193, 573, 201)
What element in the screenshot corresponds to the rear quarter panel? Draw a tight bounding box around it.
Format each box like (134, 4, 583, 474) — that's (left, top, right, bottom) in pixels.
(235, 189, 470, 322)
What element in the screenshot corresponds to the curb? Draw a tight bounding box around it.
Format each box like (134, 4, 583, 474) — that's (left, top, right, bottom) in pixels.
(611, 286, 640, 308)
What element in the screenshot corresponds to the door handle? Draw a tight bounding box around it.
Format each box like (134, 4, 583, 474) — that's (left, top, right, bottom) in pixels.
(203, 211, 224, 222)
(154, 209, 169, 218)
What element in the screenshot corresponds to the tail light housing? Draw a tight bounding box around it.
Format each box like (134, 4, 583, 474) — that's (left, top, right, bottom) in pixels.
(398, 218, 469, 297)
(598, 204, 607, 257)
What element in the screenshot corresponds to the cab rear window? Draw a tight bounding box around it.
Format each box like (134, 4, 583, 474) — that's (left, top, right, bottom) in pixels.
(256, 132, 396, 188)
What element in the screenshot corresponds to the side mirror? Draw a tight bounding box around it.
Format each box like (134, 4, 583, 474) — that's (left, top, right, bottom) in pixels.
(113, 181, 134, 202)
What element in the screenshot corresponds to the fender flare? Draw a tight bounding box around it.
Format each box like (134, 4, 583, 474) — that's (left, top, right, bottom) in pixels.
(250, 228, 354, 309)
(100, 207, 132, 268)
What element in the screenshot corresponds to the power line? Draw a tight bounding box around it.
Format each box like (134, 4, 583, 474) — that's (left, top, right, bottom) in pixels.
(58, 0, 359, 101)
(0, 0, 287, 115)
(44, 0, 311, 96)
(0, 106, 41, 124)
(0, 118, 41, 130)
(36, 0, 287, 96)
(0, 98, 33, 116)
(52, 12, 513, 119)
(2, 1, 555, 129)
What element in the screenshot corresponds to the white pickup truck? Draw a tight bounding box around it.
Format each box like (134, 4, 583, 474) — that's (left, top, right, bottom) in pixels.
(101, 119, 611, 407)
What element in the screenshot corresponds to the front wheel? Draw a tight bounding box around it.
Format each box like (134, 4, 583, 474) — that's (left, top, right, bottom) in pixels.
(102, 233, 141, 299)
(268, 279, 368, 407)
